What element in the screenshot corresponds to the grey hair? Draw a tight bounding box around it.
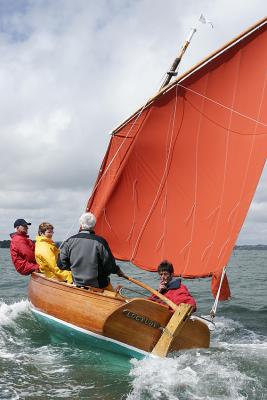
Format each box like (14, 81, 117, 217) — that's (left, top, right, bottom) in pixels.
(79, 212, 96, 230)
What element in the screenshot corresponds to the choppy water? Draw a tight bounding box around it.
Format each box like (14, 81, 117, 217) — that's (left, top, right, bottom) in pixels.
(0, 248, 266, 399)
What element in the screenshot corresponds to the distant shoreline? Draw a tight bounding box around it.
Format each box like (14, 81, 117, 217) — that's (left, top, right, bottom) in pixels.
(1, 240, 266, 250)
(0, 240, 62, 248)
(233, 244, 267, 250)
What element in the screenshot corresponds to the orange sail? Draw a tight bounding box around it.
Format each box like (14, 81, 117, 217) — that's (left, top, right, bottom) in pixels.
(211, 271, 231, 301)
(87, 18, 267, 280)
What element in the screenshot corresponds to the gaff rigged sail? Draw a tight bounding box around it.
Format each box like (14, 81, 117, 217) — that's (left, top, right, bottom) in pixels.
(87, 18, 267, 280)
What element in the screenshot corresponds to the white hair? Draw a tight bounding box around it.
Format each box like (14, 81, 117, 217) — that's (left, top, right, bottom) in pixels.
(79, 212, 96, 230)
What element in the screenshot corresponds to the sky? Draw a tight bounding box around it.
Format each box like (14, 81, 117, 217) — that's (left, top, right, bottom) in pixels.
(0, 0, 266, 244)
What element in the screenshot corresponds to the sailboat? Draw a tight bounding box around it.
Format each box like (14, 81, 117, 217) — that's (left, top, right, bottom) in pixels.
(28, 17, 267, 359)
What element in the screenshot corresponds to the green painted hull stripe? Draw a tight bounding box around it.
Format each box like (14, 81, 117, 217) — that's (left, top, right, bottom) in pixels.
(31, 306, 153, 359)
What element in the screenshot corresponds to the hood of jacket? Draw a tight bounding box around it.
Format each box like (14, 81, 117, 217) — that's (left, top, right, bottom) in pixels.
(35, 235, 54, 244)
(166, 277, 181, 290)
(10, 231, 29, 239)
(9, 232, 30, 241)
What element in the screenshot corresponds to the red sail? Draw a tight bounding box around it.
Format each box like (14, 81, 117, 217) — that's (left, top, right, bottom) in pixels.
(88, 18, 267, 278)
(211, 271, 231, 301)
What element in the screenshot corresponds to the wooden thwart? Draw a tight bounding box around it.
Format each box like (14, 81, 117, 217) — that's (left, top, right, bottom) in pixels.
(152, 303, 193, 357)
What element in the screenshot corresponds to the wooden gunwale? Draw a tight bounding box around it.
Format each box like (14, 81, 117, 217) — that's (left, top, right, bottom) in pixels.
(29, 273, 126, 334)
(28, 273, 210, 356)
(30, 272, 126, 300)
(29, 273, 177, 353)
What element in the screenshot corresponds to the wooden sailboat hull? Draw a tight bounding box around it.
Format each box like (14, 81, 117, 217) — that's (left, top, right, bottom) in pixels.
(28, 273, 210, 358)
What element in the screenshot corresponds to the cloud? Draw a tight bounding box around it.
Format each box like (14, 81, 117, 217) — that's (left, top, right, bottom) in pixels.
(237, 166, 267, 244)
(0, 0, 266, 243)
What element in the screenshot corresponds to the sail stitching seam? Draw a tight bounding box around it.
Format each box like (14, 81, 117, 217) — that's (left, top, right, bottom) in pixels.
(130, 85, 180, 261)
(205, 51, 241, 268)
(181, 73, 209, 277)
(218, 48, 267, 258)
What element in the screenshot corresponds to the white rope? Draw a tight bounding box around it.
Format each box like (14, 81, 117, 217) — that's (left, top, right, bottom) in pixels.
(89, 102, 149, 201)
(130, 84, 180, 260)
(178, 83, 267, 129)
(61, 38, 267, 249)
(210, 265, 227, 319)
(59, 198, 87, 249)
(59, 102, 149, 248)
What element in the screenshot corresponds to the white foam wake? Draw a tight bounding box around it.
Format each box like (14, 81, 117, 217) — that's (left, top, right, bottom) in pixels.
(211, 316, 267, 347)
(127, 349, 262, 400)
(0, 300, 30, 326)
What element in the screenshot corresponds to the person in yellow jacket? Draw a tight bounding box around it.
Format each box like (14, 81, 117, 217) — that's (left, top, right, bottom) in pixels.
(35, 222, 72, 284)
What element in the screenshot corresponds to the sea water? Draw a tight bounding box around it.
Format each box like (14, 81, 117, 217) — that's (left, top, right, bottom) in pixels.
(0, 248, 266, 399)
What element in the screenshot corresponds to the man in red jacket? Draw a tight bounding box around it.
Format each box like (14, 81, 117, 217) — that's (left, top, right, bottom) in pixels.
(150, 260, 197, 311)
(10, 218, 39, 275)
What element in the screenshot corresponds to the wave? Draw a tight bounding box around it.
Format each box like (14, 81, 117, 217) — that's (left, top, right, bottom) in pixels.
(127, 348, 265, 400)
(0, 386, 19, 400)
(126, 315, 267, 400)
(0, 299, 30, 327)
(210, 315, 267, 349)
(221, 303, 267, 315)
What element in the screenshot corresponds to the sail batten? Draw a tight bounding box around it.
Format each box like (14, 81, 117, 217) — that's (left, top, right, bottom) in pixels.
(88, 18, 267, 279)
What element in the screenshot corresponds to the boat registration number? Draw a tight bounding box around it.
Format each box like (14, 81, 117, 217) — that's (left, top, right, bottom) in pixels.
(122, 309, 161, 329)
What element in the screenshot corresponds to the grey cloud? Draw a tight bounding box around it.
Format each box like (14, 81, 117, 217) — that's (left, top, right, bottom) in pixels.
(238, 168, 267, 242)
(0, 1, 266, 243)
(1, 187, 89, 241)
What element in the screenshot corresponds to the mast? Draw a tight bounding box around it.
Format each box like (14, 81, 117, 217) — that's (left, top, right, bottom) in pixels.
(160, 28, 196, 90)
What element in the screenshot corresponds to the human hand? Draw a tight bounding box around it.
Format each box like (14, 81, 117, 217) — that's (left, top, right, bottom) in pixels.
(117, 268, 126, 278)
(115, 284, 123, 293)
(158, 282, 167, 293)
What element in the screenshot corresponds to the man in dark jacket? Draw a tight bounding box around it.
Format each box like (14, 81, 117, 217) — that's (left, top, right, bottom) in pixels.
(58, 212, 125, 290)
(150, 260, 197, 311)
(10, 218, 39, 275)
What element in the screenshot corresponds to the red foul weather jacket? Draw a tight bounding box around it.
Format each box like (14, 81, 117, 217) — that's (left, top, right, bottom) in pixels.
(10, 232, 39, 275)
(150, 278, 197, 311)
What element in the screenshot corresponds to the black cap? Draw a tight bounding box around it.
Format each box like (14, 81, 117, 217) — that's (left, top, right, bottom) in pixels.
(14, 219, 31, 228)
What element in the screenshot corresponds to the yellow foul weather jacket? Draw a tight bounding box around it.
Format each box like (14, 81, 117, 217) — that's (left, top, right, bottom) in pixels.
(35, 236, 72, 284)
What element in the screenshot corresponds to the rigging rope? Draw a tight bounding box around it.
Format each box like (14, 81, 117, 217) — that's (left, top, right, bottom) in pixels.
(119, 286, 148, 298)
(178, 83, 267, 129)
(209, 265, 227, 320)
(60, 103, 149, 247)
(62, 46, 266, 253)
(130, 84, 180, 260)
(59, 198, 88, 249)
(88, 102, 149, 202)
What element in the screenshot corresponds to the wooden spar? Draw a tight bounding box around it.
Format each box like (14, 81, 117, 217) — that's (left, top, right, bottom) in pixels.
(160, 28, 196, 90)
(123, 275, 178, 311)
(109, 16, 267, 137)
